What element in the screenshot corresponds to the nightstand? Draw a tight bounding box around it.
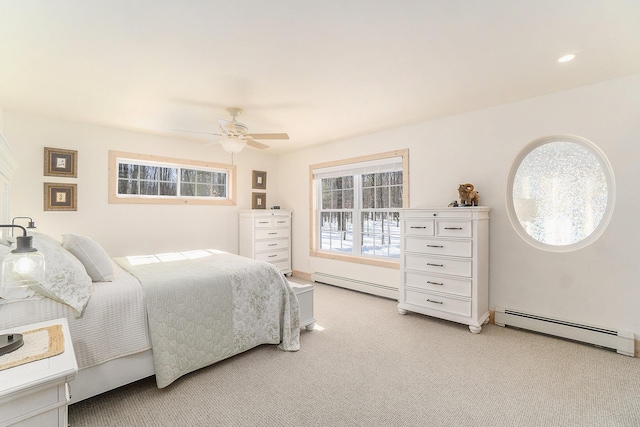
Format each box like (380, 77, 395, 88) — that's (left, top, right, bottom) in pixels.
(0, 318, 78, 427)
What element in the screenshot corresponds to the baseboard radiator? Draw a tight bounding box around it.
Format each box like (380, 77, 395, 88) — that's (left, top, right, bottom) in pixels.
(311, 272, 397, 299)
(495, 307, 634, 357)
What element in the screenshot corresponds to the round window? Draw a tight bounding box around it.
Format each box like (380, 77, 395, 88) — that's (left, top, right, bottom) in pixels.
(506, 135, 615, 251)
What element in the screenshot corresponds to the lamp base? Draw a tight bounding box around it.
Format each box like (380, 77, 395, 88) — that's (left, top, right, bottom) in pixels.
(0, 333, 24, 356)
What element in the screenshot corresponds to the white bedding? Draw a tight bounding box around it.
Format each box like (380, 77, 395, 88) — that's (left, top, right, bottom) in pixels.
(114, 250, 300, 388)
(0, 261, 150, 370)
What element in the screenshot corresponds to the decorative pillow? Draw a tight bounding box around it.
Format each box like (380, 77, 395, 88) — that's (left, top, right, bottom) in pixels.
(62, 234, 114, 282)
(30, 232, 93, 316)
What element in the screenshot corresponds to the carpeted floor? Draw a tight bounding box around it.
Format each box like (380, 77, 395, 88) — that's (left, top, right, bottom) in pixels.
(69, 278, 640, 426)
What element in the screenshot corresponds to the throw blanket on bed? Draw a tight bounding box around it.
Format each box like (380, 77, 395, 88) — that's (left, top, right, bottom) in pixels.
(114, 250, 300, 388)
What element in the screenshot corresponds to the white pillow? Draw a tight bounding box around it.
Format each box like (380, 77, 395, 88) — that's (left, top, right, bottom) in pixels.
(62, 234, 114, 282)
(30, 232, 93, 316)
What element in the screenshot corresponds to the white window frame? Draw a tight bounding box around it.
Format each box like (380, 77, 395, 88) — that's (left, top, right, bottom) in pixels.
(309, 149, 409, 269)
(109, 151, 237, 205)
(506, 135, 615, 252)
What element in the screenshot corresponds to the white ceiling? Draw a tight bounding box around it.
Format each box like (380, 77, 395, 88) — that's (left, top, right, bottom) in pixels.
(1, 1, 640, 154)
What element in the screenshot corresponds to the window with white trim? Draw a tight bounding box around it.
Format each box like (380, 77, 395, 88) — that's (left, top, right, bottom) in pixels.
(311, 150, 408, 263)
(109, 151, 236, 205)
(506, 135, 615, 251)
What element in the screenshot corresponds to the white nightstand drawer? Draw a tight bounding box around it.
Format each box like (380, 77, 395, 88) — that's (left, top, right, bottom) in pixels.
(404, 289, 471, 317)
(404, 272, 472, 298)
(1, 384, 61, 422)
(255, 228, 290, 240)
(404, 237, 472, 257)
(403, 219, 435, 236)
(255, 239, 289, 252)
(437, 220, 472, 238)
(404, 254, 472, 277)
(255, 249, 288, 263)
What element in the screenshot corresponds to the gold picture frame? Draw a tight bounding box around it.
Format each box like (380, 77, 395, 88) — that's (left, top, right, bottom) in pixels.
(44, 147, 77, 178)
(44, 183, 77, 211)
(251, 192, 266, 209)
(252, 170, 267, 190)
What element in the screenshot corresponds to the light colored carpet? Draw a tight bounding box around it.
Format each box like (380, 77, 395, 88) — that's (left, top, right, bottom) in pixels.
(69, 279, 640, 426)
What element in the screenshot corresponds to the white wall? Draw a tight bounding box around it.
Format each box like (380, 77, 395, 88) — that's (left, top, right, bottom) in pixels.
(3, 111, 282, 257)
(278, 73, 640, 336)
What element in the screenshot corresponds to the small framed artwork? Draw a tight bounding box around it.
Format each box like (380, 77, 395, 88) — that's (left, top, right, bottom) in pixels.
(252, 170, 267, 190)
(252, 192, 266, 209)
(44, 147, 77, 178)
(44, 183, 77, 211)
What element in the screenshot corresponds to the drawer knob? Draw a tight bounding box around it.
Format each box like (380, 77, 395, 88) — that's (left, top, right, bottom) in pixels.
(427, 263, 444, 267)
(427, 281, 443, 286)
(427, 245, 443, 248)
(268, 232, 277, 235)
(444, 227, 463, 230)
(268, 255, 278, 258)
(268, 243, 277, 246)
(410, 226, 427, 229)
(427, 299, 443, 304)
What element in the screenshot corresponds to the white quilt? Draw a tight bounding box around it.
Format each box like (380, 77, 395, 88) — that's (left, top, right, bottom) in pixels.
(114, 250, 300, 388)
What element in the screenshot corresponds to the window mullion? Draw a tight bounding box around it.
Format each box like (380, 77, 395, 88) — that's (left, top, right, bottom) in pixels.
(353, 174, 362, 256)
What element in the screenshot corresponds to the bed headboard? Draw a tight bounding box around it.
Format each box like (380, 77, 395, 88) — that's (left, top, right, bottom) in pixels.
(0, 131, 19, 224)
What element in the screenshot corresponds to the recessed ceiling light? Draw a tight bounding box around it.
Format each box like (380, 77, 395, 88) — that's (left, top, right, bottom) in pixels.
(558, 53, 577, 63)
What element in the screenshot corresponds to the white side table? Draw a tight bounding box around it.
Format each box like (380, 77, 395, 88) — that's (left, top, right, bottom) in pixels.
(0, 318, 78, 427)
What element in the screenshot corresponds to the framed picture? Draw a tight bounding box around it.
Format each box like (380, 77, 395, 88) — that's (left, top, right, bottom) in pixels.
(252, 170, 267, 190)
(44, 147, 77, 178)
(252, 192, 266, 209)
(44, 183, 77, 211)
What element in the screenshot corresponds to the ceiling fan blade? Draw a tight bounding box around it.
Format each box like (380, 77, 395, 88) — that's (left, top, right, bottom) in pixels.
(173, 129, 223, 136)
(245, 139, 270, 150)
(246, 133, 289, 140)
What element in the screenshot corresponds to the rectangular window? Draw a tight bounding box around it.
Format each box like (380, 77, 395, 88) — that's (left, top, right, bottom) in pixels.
(109, 151, 236, 205)
(311, 150, 408, 266)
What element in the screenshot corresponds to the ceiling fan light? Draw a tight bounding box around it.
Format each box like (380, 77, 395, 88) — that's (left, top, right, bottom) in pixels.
(219, 137, 246, 154)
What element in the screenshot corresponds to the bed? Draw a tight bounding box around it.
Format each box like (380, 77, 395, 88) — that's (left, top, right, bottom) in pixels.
(0, 232, 300, 403)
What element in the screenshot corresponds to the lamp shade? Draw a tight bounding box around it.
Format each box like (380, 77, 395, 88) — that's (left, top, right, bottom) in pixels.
(0, 226, 45, 300)
(219, 137, 246, 154)
(1, 243, 45, 297)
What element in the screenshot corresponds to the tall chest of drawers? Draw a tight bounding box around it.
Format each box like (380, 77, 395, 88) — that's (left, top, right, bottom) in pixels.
(239, 210, 292, 276)
(398, 207, 490, 333)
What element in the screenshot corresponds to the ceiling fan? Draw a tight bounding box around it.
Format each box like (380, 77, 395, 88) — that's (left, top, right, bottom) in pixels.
(175, 107, 289, 153)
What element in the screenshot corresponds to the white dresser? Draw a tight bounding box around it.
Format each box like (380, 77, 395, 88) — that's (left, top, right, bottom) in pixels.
(398, 207, 490, 333)
(239, 209, 292, 276)
(0, 318, 78, 427)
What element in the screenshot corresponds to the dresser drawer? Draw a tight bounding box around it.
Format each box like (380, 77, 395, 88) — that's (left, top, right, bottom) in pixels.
(404, 271, 472, 298)
(404, 288, 471, 317)
(403, 219, 435, 236)
(404, 254, 472, 277)
(254, 218, 273, 228)
(255, 249, 289, 263)
(404, 237, 472, 257)
(272, 216, 291, 228)
(255, 238, 289, 252)
(255, 228, 290, 240)
(436, 220, 472, 238)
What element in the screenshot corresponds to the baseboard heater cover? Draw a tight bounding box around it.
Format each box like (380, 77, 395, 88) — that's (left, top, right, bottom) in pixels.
(494, 307, 634, 357)
(312, 272, 397, 299)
